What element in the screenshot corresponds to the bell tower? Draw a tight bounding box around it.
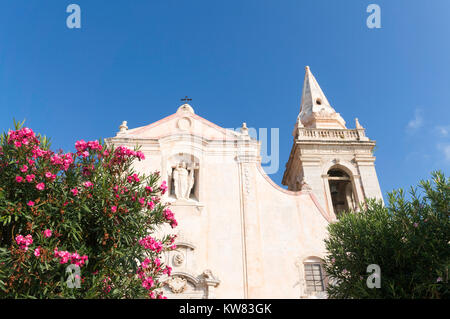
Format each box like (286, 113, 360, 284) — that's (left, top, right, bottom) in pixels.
(282, 66, 383, 219)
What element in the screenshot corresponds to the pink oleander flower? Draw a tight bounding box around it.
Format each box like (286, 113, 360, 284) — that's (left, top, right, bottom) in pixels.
(163, 265, 172, 276)
(141, 276, 154, 290)
(139, 197, 146, 207)
(159, 181, 168, 194)
(53, 247, 88, 266)
(26, 174, 35, 182)
(15, 234, 33, 250)
(71, 188, 79, 196)
(75, 140, 88, 152)
(27, 200, 35, 207)
(147, 201, 155, 210)
(34, 247, 40, 257)
(15, 176, 24, 183)
(127, 174, 140, 183)
(43, 229, 52, 238)
(163, 208, 178, 228)
(111, 206, 117, 213)
(136, 151, 145, 160)
(141, 258, 151, 269)
(71, 252, 80, 260)
(87, 140, 102, 151)
(45, 171, 53, 179)
(145, 186, 153, 192)
(83, 181, 93, 188)
(169, 235, 177, 245)
(15, 235, 24, 244)
(139, 235, 163, 252)
(20, 165, 28, 173)
(36, 182, 45, 191)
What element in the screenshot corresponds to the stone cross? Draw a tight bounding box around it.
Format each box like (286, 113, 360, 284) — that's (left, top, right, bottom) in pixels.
(181, 96, 192, 103)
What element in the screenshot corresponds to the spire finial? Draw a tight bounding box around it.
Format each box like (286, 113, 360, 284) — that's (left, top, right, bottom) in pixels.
(240, 122, 249, 135)
(355, 118, 363, 129)
(297, 67, 347, 129)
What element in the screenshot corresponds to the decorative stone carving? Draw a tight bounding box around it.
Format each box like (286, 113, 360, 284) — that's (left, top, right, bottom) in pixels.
(119, 121, 128, 133)
(166, 276, 187, 294)
(172, 161, 195, 200)
(177, 117, 192, 131)
(177, 103, 195, 114)
(240, 122, 249, 135)
(162, 270, 220, 299)
(243, 167, 252, 196)
(201, 269, 221, 299)
(173, 251, 185, 266)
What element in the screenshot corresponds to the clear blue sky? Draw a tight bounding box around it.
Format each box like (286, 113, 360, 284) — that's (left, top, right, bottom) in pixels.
(1, 0, 449, 197)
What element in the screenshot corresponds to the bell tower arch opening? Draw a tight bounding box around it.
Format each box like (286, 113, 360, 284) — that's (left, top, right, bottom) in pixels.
(327, 168, 356, 218)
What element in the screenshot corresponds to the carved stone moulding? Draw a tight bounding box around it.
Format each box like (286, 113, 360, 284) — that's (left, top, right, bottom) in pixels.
(177, 117, 192, 131)
(162, 270, 221, 299)
(173, 251, 185, 266)
(166, 276, 188, 294)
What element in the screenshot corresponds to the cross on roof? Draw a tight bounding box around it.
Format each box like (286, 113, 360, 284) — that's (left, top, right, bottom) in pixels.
(181, 96, 192, 103)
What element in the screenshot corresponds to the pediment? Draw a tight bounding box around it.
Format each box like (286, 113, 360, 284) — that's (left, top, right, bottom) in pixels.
(114, 105, 241, 141)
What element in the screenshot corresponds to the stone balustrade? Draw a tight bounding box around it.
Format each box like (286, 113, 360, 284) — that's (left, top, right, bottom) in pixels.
(297, 128, 367, 141)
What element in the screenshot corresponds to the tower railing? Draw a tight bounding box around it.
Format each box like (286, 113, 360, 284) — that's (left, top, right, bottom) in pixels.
(296, 127, 368, 141)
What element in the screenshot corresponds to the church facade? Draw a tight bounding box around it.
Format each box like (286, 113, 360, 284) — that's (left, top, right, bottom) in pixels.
(106, 66, 383, 299)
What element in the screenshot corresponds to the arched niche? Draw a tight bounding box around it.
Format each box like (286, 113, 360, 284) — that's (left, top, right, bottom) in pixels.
(166, 153, 201, 201)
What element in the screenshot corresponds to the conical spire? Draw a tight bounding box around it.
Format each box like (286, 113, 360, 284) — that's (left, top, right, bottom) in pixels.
(300, 66, 332, 113)
(297, 66, 346, 129)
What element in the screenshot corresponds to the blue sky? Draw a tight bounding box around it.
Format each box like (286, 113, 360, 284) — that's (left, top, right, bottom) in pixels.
(0, 0, 449, 198)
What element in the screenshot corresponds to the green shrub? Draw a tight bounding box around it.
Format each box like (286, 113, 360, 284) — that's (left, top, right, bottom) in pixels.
(324, 171, 449, 298)
(0, 121, 176, 298)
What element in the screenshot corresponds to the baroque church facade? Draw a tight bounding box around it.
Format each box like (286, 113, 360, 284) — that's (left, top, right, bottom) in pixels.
(106, 66, 383, 299)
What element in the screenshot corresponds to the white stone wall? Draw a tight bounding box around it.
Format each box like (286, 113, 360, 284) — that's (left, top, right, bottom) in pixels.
(107, 105, 333, 298)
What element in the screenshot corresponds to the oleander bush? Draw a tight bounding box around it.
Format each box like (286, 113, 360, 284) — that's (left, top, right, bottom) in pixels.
(0, 120, 177, 298)
(324, 171, 449, 298)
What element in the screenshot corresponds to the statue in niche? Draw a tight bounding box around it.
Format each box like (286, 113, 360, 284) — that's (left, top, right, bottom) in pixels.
(172, 161, 195, 200)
